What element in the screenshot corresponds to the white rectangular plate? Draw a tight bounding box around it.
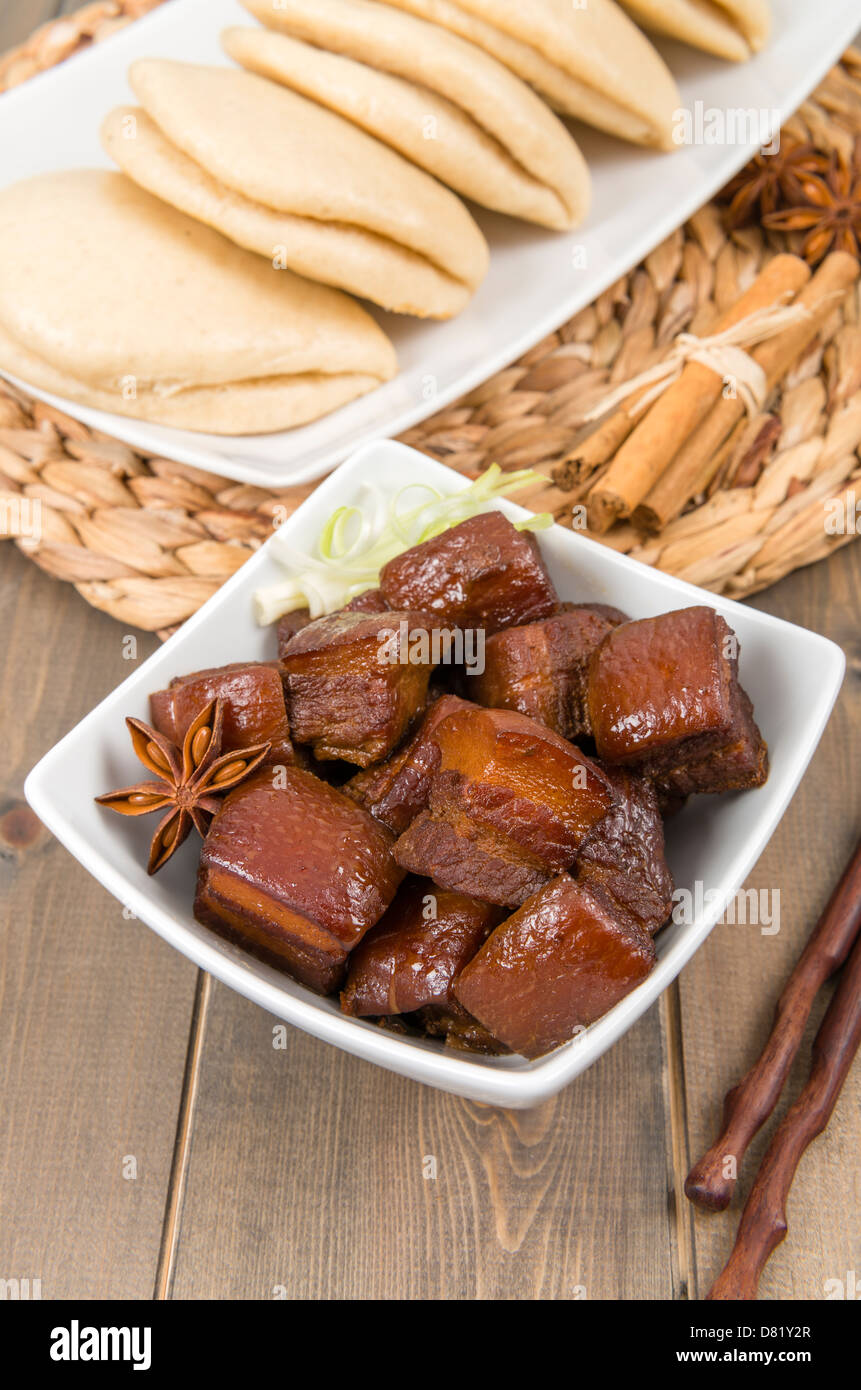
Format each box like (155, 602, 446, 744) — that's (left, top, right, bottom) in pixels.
(0, 0, 859, 486)
(25, 442, 845, 1106)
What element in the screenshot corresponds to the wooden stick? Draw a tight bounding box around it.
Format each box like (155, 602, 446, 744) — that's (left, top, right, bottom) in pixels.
(707, 919, 861, 1301)
(586, 255, 811, 532)
(634, 252, 860, 532)
(686, 837, 861, 1213)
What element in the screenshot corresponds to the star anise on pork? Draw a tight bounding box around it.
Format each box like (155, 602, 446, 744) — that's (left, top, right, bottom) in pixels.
(720, 142, 831, 227)
(96, 697, 270, 874)
(762, 140, 861, 265)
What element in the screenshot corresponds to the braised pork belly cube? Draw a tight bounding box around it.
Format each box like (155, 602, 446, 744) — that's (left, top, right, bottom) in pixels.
(653, 682, 768, 798)
(394, 809, 550, 908)
(341, 876, 501, 1018)
(275, 608, 312, 659)
(278, 595, 388, 665)
(562, 601, 630, 626)
(394, 706, 616, 907)
(150, 661, 295, 764)
(575, 767, 674, 935)
(455, 874, 656, 1059)
(344, 694, 475, 834)
(588, 606, 768, 793)
(425, 707, 615, 867)
(282, 610, 435, 767)
(415, 1001, 509, 1054)
(342, 588, 390, 613)
(195, 768, 402, 994)
(472, 605, 627, 739)
(379, 511, 558, 635)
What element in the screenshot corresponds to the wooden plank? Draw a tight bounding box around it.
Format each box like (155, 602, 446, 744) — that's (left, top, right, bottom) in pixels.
(0, 544, 199, 1299)
(678, 542, 861, 1301)
(0, 3, 63, 53)
(169, 986, 678, 1300)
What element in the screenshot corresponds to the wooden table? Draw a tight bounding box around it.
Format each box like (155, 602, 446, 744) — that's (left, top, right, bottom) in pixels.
(1, 0, 860, 1305)
(1, 529, 858, 1302)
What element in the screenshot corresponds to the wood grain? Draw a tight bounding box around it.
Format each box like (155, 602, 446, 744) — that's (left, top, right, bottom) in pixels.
(167, 989, 679, 1300)
(0, 543, 199, 1298)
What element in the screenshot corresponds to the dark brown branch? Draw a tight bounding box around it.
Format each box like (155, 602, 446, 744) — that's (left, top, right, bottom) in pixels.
(686, 836, 861, 1211)
(707, 922, 861, 1300)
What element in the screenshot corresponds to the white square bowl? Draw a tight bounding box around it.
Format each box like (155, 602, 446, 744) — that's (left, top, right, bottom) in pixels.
(25, 442, 845, 1106)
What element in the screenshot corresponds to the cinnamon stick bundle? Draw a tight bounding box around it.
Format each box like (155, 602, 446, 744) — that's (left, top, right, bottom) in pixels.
(586, 255, 811, 532)
(634, 252, 861, 531)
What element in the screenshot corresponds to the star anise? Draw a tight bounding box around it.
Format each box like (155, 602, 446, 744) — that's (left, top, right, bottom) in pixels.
(763, 140, 861, 265)
(720, 141, 831, 228)
(96, 697, 270, 874)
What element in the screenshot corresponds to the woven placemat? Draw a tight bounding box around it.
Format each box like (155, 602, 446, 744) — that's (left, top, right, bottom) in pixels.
(2, 2, 860, 635)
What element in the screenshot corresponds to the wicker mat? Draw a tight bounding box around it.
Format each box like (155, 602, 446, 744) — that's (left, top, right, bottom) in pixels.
(1, 1, 860, 636)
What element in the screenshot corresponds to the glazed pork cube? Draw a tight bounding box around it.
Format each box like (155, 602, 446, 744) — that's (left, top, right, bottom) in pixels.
(653, 682, 768, 798)
(576, 767, 674, 935)
(275, 608, 311, 659)
(344, 693, 475, 834)
(455, 874, 656, 1059)
(150, 661, 295, 764)
(415, 1001, 509, 1054)
(472, 604, 627, 738)
(562, 601, 630, 625)
(342, 588, 390, 613)
(587, 606, 768, 793)
(195, 768, 403, 994)
(379, 511, 558, 634)
(278, 594, 389, 665)
(341, 876, 501, 1017)
(394, 706, 616, 907)
(282, 610, 435, 767)
(395, 810, 551, 909)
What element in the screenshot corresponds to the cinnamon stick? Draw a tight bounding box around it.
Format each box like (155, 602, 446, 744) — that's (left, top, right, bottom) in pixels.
(505, 454, 605, 520)
(634, 252, 860, 532)
(586, 255, 811, 532)
(554, 404, 640, 491)
(686, 837, 861, 1213)
(634, 402, 745, 530)
(707, 920, 861, 1301)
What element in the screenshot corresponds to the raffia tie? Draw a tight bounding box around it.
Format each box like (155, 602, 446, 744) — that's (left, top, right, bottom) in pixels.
(583, 301, 811, 423)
